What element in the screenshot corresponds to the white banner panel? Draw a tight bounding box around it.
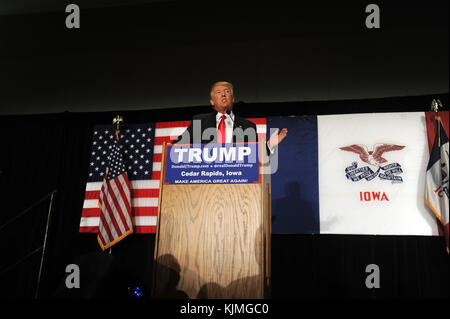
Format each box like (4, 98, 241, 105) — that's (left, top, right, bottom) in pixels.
(318, 112, 438, 235)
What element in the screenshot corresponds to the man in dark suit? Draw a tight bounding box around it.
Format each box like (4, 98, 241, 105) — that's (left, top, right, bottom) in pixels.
(173, 81, 287, 150)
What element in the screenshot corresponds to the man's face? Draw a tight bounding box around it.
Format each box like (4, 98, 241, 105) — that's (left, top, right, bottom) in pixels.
(210, 84, 234, 114)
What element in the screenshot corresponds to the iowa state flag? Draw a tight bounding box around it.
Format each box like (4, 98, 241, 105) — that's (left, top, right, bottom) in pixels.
(269, 112, 439, 235)
(424, 111, 449, 252)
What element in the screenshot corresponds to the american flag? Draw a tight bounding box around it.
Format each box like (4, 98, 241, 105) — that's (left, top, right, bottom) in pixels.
(97, 132, 133, 250)
(80, 123, 156, 234)
(80, 119, 266, 234)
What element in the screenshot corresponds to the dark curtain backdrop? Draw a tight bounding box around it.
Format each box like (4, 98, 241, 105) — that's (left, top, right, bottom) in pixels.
(0, 94, 448, 299)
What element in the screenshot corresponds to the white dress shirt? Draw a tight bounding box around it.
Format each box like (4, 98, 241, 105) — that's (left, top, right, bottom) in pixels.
(215, 111, 234, 143)
(215, 111, 275, 154)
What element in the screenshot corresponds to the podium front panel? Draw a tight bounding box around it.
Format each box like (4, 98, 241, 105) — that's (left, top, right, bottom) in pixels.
(152, 142, 269, 299)
(153, 183, 264, 299)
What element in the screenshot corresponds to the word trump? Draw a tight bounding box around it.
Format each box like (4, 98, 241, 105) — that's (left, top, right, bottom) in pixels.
(170, 145, 255, 164)
(165, 144, 260, 184)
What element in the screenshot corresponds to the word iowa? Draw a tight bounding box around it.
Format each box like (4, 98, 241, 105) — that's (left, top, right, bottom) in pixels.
(360, 191, 389, 201)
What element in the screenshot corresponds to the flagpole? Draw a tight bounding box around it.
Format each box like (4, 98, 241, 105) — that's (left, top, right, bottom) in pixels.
(428, 99, 449, 254)
(35, 190, 57, 299)
(431, 99, 443, 147)
(108, 115, 124, 256)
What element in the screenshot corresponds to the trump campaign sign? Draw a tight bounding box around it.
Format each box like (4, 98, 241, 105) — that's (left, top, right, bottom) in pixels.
(164, 143, 260, 184)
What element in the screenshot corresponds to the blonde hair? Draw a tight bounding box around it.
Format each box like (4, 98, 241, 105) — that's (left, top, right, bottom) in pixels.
(210, 81, 234, 98)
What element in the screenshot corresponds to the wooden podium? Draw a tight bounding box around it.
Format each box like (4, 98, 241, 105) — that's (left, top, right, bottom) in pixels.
(152, 143, 271, 299)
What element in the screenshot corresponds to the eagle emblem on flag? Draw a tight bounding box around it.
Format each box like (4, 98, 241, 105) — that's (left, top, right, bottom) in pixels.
(339, 144, 405, 167)
(340, 143, 406, 183)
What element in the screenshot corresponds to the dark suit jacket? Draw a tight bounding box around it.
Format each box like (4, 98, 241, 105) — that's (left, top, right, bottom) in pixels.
(173, 112, 259, 144)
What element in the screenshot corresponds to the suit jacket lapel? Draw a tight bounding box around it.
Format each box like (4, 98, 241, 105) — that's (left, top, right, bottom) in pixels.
(202, 113, 217, 143)
(232, 114, 245, 143)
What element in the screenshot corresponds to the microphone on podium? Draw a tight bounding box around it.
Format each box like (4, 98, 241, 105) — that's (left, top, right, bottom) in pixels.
(226, 110, 242, 129)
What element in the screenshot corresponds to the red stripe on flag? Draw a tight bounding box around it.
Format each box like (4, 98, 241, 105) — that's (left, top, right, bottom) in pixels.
(82, 208, 101, 217)
(109, 178, 131, 234)
(248, 118, 267, 125)
(101, 182, 123, 238)
(80, 226, 99, 233)
(152, 171, 161, 180)
(133, 206, 158, 216)
(82, 202, 158, 217)
(134, 225, 157, 233)
(119, 175, 133, 217)
(81, 225, 157, 234)
(80, 225, 157, 234)
(155, 136, 176, 145)
(85, 190, 100, 200)
(98, 202, 114, 244)
(154, 119, 265, 128)
(132, 188, 159, 197)
(86, 188, 159, 199)
(156, 121, 191, 129)
(153, 153, 162, 162)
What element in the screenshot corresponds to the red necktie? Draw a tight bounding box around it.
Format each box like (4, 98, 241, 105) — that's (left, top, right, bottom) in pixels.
(218, 114, 226, 143)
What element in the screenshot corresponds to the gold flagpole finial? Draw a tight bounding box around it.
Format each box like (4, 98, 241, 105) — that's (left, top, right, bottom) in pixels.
(112, 115, 124, 131)
(431, 99, 442, 113)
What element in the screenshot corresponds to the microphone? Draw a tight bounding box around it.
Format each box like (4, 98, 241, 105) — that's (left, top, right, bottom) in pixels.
(226, 110, 242, 129)
(227, 110, 261, 147)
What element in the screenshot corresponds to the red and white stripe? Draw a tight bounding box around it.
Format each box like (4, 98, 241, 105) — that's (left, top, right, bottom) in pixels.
(80, 118, 266, 234)
(97, 172, 133, 250)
